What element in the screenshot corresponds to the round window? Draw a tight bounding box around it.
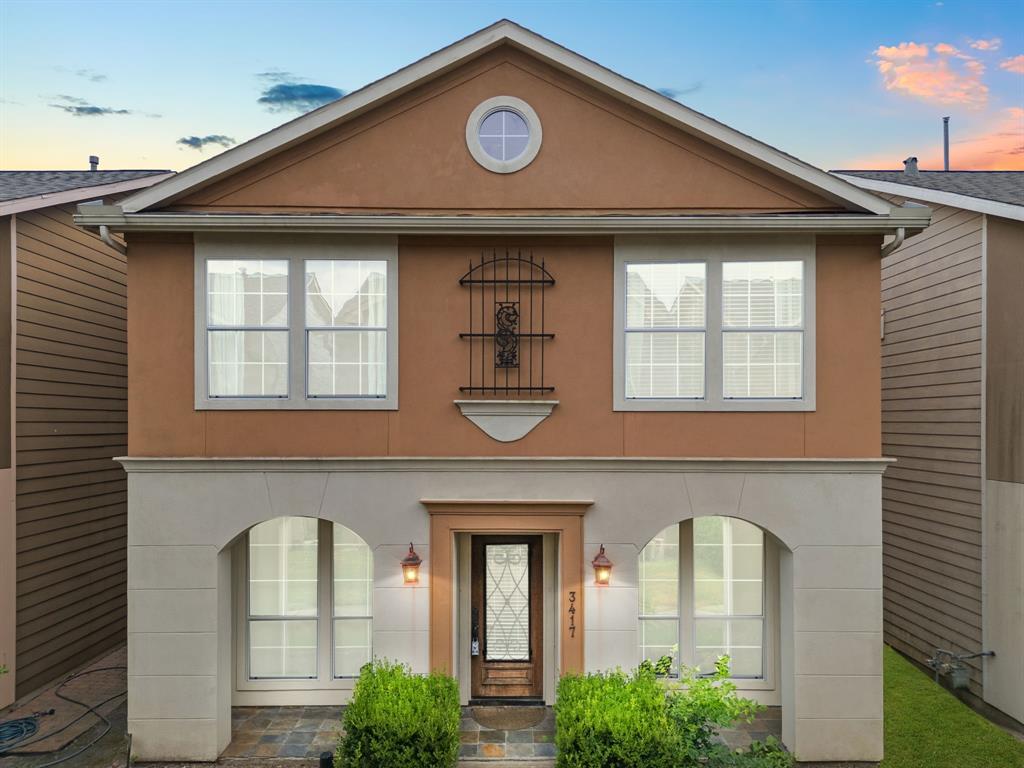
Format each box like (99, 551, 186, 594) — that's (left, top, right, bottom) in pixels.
(466, 97, 542, 173)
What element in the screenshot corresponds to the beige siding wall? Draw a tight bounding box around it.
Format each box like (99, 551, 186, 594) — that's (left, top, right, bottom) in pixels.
(880, 201, 984, 693)
(14, 204, 127, 697)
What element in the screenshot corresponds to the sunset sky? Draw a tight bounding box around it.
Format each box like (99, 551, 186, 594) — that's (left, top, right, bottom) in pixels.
(1, 0, 1022, 173)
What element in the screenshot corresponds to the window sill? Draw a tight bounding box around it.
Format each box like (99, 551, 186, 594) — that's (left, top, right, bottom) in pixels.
(614, 397, 815, 412)
(195, 396, 397, 411)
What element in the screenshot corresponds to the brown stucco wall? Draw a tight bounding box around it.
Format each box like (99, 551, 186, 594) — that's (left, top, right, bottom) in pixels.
(986, 215, 1024, 484)
(127, 233, 882, 459)
(173, 46, 840, 215)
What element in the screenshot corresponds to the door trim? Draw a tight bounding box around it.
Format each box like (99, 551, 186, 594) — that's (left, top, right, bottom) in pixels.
(424, 500, 590, 680)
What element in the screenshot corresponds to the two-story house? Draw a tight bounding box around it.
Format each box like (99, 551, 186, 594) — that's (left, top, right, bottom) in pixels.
(75, 21, 930, 763)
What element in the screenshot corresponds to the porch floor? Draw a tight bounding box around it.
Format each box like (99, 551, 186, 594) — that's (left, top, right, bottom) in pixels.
(226, 706, 342, 759)
(459, 705, 556, 760)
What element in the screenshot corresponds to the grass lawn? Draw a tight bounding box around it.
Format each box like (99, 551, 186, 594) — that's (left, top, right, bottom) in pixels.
(883, 645, 1024, 768)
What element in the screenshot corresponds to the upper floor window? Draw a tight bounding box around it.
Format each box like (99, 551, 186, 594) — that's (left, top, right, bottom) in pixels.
(614, 237, 815, 411)
(195, 236, 398, 410)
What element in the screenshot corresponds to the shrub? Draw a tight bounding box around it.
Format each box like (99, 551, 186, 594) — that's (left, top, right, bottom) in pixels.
(555, 666, 682, 768)
(336, 660, 459, 768)
(704, 737, 794, 768)
(666, 656, 763, 760)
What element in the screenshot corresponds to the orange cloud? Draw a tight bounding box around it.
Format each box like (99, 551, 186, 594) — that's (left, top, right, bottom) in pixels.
(1000, 55, 1024, 74)
(969, 38, 1001, 51)
(873, 41, 988, 107)
(840, 107, 1024, 170)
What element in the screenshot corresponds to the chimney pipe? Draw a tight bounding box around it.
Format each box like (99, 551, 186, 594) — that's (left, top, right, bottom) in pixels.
(942, 117, 950, 171)
(903, 156, 919, 175)
(88, 155, 99, 171)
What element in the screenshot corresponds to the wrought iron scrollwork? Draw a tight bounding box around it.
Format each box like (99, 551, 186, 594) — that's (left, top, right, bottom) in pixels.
(459, 249, 554, 394)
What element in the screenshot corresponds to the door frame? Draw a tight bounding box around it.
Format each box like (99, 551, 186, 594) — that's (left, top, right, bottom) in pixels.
(423, 499, 591, 696)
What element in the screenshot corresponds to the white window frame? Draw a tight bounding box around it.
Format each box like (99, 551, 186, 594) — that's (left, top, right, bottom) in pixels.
(195, 234, 398, 410)
(234, 518, 373, 698)
(465, 96, 543, 174)
(638, 519, 779, 693)
(613, 235, 815, 411)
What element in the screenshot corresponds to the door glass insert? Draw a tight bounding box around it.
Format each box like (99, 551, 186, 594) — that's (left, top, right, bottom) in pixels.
(484, 543, 530, 661)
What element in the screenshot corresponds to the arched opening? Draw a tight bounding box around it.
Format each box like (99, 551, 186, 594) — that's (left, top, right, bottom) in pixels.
(637, 514, 786, 754)
(233, 516, 373, 704)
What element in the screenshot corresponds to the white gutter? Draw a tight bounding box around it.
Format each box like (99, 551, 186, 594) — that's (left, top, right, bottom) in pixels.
(75, 207, 931, 235)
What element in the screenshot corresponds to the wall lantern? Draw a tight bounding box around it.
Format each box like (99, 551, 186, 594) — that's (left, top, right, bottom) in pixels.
(591, 545, 613, 586)
(401, 543, 423, 584)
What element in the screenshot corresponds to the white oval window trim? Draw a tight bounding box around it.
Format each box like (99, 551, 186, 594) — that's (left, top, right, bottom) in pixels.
(466, 96, 543, 174)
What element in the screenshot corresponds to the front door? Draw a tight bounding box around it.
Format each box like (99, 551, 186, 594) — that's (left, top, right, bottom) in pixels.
(471, 535, 543, 700)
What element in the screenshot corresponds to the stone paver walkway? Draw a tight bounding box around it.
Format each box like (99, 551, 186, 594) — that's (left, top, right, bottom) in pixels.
(458, 705, 555, 760)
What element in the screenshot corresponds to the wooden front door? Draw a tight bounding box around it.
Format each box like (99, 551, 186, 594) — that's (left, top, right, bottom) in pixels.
(471, 535, 543, 700)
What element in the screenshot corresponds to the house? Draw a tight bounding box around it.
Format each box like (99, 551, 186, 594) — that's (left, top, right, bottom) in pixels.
(74, 21, 931, 763)
(0, 166, 172, 707)
(836, 165, 1024, 727)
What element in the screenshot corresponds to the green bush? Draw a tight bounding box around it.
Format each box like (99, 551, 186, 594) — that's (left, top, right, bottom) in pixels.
(704, 738, 795, 768)
(336, 660, 459, 768)
(555, 656, 778, 768)
(555, 666, 682, 768)
(666, 656, 762, 760)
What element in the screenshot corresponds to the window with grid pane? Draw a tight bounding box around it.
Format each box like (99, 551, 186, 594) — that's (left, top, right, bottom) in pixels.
(637, 517, 765, 680)
(722, 261, 803, 399)
(306, 260, 387, 398)
(624, 262, 706, 399)
(248, 516, 318, 679)
(207, 259, 289, 397)
(639, 523, 680, 667)
(692, 517, 764, 678)
(333, 523, 373, 677)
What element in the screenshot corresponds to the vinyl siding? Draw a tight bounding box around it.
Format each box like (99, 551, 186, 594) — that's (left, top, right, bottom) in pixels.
(13, 204, 127, 698)
(880, 199, 984, 694)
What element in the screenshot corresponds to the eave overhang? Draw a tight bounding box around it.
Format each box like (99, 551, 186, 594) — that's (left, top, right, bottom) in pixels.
(74, 207, 931, 236)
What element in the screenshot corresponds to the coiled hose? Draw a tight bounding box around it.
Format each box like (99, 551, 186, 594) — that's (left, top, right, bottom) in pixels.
(0, 665, 127, 767)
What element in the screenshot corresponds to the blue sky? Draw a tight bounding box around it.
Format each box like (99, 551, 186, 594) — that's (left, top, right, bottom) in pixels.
(2, 0, 1022, 172)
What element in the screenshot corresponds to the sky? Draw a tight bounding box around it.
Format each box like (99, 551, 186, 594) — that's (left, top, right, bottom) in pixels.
(1, 0, 1022, 173)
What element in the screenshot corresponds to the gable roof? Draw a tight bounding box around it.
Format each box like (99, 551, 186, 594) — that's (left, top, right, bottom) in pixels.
(117, 20, 891, 216)
(834, 170, 1024, 222)
(0, 170, 173, 215)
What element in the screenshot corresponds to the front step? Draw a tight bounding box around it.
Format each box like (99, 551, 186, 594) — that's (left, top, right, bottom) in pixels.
(458, 705, 555, 761)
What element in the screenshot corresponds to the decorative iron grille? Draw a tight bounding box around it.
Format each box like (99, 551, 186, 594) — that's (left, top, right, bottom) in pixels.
(460, 249, 555, 394)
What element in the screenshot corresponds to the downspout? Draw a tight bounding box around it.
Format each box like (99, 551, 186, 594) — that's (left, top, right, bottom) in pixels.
(881, 226, 905, 258)
(98, 224, 126, 256)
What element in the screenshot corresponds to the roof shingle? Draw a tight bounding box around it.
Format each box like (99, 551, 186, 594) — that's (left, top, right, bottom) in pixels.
(0, 170, 171, 203)
(832, 170, 1024, 207)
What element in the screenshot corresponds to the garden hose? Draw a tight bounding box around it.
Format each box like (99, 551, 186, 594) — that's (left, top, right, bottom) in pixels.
(0, 665, 127, 767)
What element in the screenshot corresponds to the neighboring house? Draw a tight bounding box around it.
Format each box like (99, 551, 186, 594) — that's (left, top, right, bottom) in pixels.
(0, 167, 172, 707)
(75, 21, 930, 763)
(836, 166, 1024, 727)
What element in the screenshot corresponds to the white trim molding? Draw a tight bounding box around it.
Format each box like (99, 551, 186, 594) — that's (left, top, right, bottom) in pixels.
(454, 399, 558, 441)
(193, 234, 399, 410)
(613, 235, 816, 412)
(115, 21, 888, 215)
(835, 174, 1024, 223)
(75, 208, 932, 235)
(465, 96, 543, 173)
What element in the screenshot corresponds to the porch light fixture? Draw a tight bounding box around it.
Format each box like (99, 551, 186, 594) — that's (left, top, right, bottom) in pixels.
(401, 543, 423, 584)
(591, 545, 613, 586)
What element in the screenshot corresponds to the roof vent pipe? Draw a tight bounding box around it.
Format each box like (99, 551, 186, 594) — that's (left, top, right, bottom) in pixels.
(943, 117, 950, 171)
(903, 156, 919, 175)
(89, 155, 99, 171)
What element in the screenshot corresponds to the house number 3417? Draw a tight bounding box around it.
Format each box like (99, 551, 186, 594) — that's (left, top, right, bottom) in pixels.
(567, 590, 576, 638)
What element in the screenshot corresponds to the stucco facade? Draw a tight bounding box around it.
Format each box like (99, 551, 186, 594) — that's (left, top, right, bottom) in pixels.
(75, 20, 931, 764)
